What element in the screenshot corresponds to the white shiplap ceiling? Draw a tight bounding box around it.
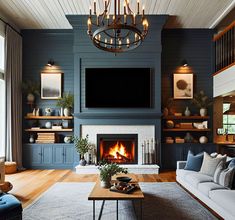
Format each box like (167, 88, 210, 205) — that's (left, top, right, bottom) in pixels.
(0, 0, 234, 29)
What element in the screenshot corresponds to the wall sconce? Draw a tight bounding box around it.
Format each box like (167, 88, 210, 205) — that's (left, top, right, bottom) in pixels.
(47, 59, 55, 67)
(181, 59, 188, 67)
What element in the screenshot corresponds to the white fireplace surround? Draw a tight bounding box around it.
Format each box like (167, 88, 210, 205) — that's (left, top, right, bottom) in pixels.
(76, 125, 159, 174)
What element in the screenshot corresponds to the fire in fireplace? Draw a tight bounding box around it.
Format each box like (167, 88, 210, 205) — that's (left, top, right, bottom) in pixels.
(97, 134, 138, 164)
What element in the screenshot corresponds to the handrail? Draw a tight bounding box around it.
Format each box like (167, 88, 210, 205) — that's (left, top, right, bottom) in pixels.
(213, 21, 235, 73)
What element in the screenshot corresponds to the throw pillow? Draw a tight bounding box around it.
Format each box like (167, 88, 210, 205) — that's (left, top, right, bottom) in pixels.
(219, 167, 235, 189)
(228, 158, 235, 189)
(184, 150, 204, 171)
(213, 161, 225, 183)
(200, 152, 226, 177)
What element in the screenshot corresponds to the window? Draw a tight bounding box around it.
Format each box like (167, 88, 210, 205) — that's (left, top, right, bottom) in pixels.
(223, 103, 235, 134)
(0, 34, 5, 157)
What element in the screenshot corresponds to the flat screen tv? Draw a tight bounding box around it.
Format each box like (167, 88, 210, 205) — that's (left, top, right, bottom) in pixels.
(85, 68, 152, 108)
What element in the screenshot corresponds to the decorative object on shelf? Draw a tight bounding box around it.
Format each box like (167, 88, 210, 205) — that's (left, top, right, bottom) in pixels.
(142, 139, 156, 164)
(165, 137, 174, 144)
(199, 136, 208, 144)
(174, 113, 182, 116)
(166, 120, 174, 128)
(32, 108, 36, 116)
(179, 122, 193, 129)
(56, 92, 74, 116)
(184, 132, 194, 143)
(45, 121, 52, 129)
(175, 137, 185, 143)
(184, 106, 191, 116)
(22, 80, 40, 104)
(41, 72, 62, 99)
(163, 107, 169, 117)
(98, 161, 128, 188)
(60, 107, 63, 116)
(193, 121, 208, 129)
(62, 120, 69, 128)
(173, 73, 193, 99)
(36, 108, 40, 116)
(45, 108, 52, 116)
(64, 135, 72, 144)
(87, 0, 148, 53)
(191, 90, 212, 116)
(73, 134, 92, 166)
(29, 134, 34, 143)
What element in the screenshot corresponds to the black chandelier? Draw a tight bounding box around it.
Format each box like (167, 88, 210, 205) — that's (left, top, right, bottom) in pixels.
(87, 0, 149, 53)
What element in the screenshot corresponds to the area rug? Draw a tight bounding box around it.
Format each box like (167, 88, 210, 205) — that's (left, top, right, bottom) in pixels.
(23, 182, 218, 220)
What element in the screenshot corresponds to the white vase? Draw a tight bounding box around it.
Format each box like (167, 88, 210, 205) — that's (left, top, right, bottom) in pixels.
(200, 108, 207, 116)
(27, 93, 35, 103)
(63, 108, 71, 116)
(184, 106, 191, 116)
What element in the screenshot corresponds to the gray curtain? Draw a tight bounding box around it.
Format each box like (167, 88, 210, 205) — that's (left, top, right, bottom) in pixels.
(5, 25, 23, 169)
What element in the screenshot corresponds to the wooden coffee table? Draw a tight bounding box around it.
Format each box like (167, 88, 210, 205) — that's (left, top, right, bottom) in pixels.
(88, 175, 144, 220)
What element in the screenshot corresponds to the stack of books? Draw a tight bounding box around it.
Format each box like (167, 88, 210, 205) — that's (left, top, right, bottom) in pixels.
(36, 133, 56, 143)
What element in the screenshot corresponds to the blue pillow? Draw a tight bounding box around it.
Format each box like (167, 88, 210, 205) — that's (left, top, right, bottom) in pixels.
(184, 150, 204, 171)
(228, 158, 235, 189)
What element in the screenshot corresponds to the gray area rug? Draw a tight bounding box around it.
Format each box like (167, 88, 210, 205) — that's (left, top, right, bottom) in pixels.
(23, 182, 218, 220)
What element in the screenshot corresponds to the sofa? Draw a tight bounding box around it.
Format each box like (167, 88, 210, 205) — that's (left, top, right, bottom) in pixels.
(177, 158, 235, 220)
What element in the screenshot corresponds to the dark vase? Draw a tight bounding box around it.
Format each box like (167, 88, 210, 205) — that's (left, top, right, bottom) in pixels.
(79, 156, 87, 166)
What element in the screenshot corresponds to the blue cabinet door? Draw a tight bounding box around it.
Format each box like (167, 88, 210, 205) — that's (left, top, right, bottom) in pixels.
(42, 145, 53, 164)
(53, 146, 64, 164)
(64, 146, 74, 164)
(32, 145, 42, 165)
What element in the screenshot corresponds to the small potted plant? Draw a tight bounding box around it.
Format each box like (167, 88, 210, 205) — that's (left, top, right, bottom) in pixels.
(191, 90, 212, 116)
(98, 161, 128, 188)
(22, 80, 40, 103)
(73, 134, 92, 166)
(56, 92, 74, 116)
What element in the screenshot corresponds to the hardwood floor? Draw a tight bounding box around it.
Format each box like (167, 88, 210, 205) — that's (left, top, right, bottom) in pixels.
(5, 169, 176, 208)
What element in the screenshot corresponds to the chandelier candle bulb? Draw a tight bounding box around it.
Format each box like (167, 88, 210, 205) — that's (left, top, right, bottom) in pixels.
(124, 14, 127, 23)
(133, 13, 136, 25)
(105, 38, 107, 47)
(126, 38, 130, 48)
(94, 0, 96, 14)
(137, 0, 140, 14)
(89, 6, 92, 16)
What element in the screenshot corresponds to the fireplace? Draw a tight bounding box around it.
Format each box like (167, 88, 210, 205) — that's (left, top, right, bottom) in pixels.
(97, 134, 138, 164)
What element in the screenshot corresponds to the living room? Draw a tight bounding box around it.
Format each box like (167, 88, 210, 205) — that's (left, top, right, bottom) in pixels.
(0, 0, 235, 219)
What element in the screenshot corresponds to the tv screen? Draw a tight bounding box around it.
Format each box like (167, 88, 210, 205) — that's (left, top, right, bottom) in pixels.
(85, 68, 151, 108)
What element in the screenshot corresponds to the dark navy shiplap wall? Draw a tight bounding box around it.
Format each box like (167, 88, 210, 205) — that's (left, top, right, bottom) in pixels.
(161, 29, 216, 169)
(22, 17, 215, 169)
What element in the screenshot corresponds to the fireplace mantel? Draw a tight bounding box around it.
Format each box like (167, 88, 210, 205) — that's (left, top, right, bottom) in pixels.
(74, 112, 162, 119)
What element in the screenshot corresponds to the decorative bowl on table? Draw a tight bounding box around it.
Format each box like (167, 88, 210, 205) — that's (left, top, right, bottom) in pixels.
(116, 176, 132, 183)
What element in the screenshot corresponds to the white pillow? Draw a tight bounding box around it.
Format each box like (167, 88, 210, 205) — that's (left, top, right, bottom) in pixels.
(200, 152, 226, 177)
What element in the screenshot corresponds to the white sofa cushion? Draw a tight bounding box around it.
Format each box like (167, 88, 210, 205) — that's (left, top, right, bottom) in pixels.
(219, 167, 235, 188)
(198, 182, 227, 196)
(185, 172, 213, 188)
(176, 169, 196, 180)
(209, 190, 235, 217)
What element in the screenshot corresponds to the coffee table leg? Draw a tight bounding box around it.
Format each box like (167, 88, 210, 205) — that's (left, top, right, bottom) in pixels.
(116, 200, 118, 220)
(93, 200, 95, 220)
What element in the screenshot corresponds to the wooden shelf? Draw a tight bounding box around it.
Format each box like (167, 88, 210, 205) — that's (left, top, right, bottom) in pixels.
(163, 128, 211, 132)
(163, 116, 209, 120)
(24, 116, 73, 120)
(163, 142, 214, 145)
(25, 128, 73, 132)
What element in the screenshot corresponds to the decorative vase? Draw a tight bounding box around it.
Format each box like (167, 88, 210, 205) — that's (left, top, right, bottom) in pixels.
(166, 120, 174, 128)
(163, 108, 169, 117)
(62, 120, 69, 128)
(29, 135, 34, 143)
(199, 136, 208, 144)
(100, 177, 111, 188)
(79, 156, 87, 166)
(200, 108, 207, 116)
(64, 108, 71, 116)
(27, 93, 35, 103)
(184, 106, 191, 116)
(64, 135, 72, 143)
(45, 121, 52, 129)
(184, 132, 193, 143)
(60, 107, 64, 116)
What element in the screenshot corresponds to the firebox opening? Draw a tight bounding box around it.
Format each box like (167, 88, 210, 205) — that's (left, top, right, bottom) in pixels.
(97, 134, 138, 164)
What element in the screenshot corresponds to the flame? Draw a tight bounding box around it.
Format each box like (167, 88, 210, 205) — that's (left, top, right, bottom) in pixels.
(109, 141, 128, 159)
